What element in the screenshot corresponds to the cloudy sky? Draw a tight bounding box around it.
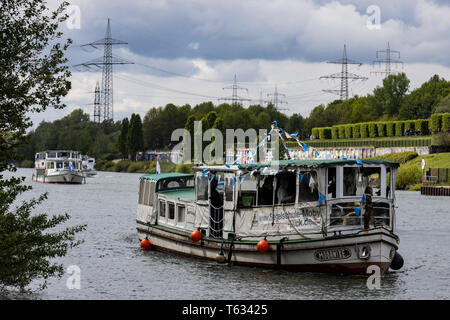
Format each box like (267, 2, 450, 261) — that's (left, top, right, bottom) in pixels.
(34, 0, 450, 127)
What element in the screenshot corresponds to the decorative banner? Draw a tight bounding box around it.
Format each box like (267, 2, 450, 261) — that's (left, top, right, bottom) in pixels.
(209, 174, 215, 184)
(318, 193, 326, 205)
(354, 207, 361, 217)
(232, 176, 236, 186)
(304, 144, 308, 152)
(356, 159, 364, 166)
(342, 157, 347, 160)
(202, 168, 209, 178)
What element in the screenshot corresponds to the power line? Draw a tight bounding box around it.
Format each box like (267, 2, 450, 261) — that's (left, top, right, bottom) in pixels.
(267, 85, 288, 110)
(320, 44, 368, 100)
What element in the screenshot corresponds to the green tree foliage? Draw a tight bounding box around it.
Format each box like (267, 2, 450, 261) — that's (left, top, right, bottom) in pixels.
(1, 0, 85, 291)
(435, 93, 450, 113)
(399, 75, 450, 120)
(127, 113, 144, 160)
(371, 73, 410, 117)
(118, 118, 129, 159)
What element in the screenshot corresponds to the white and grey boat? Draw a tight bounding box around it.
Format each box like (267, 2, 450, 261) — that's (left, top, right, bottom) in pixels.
(32, 150, 85, 184)
(136, 159, 404, 275)
(82, 155, 97, 177)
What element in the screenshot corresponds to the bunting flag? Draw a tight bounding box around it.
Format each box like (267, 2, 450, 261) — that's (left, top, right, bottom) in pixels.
(360, 193, 366, 205)
(202, 168, 209, 178)
(299, 173, 304, 182)
(356, 159, 364, 166)
(342, 157, 347, 160)
(232, 176, 236, 186)
(209, 174, 215, 184)
(318, 193, 326, 205)
(304, 144, 308, 152)
(240, 175, 247, 184)
(68, 161, 73, 173)
(354, 207, 361, 217)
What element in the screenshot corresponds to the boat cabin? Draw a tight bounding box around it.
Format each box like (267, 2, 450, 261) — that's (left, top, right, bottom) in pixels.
(137, 159, 399, 242)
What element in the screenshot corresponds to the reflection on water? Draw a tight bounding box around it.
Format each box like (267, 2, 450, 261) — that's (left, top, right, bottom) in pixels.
(1, 168, 450, 299)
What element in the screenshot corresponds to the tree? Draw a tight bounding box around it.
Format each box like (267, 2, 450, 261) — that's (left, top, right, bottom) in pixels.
(118, 118, 129, 159)
(0, 0, 85, 291)
(127, 113, 144, 160)
(372, 73, 410, 117)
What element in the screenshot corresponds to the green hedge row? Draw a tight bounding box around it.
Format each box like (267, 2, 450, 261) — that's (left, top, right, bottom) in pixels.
(312, 114, 450, 140)
(285, 137, 432, 149)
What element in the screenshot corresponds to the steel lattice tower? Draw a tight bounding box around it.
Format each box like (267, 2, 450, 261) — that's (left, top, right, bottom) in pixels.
(267, 85, 288, 111)
(372, 42, 403, 78)
(93, 81, 101, 123)
(320, 44, 368, 100)
(75, 18, 133, 122)
(219, 74, 251, 106)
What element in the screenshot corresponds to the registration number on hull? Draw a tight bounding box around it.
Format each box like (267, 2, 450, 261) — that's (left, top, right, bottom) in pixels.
(314, 247, 352, 261)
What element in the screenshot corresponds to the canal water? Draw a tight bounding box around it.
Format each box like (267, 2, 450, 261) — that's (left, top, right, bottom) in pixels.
(1, 168, 449, 300)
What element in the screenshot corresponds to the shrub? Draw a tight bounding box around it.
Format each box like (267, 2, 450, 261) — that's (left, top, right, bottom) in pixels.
(113, 160, 132, 172)
(19, 159, 34, 168)
(371, 151, 418, 164)
(337, 125, 346, 139)
(311, 128, 319, 139)
(430, 113, 443, 134)
(442, 113, 450, 132)
(395, 121, 404, 137)
(360, 123, 369, 138)
(331, 126, 339, 140)
(319, 127, 332, 140)
(352, 124, 360, 138)
(386, 122, 395, 137)
(432, 132, 450, 152)
(415, 119, 430, 136)
(127, 161, 145, 173)
(176, 163, 194, 174)
(344, 125, 352, 139)
(368, 122, 378, 138)
(376, 122, 386, 137)
(396, 165, 422, 190)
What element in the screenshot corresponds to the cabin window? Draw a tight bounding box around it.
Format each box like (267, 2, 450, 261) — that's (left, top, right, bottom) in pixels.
(177, 205, 185, 223)
(56, 162, 63, 169)
(275, 171, 296, 205)
(257, 175, 274, 206)
(168, 202, 175, 220)
(46, 162, 55, 169)
(47, 152, 56, 158)
(386, 167, 392, 198)
(196, 175, 209, 201)
(58, 152, 69, 158)
(143, 180, 150, 205)
(41, 161, 44, 167)
(238, 173, 258, 207)
(159, 200, 166, 218)
(365, 167, 382, 197)
(224, 175, 234, 202)
(327, 167, 336, 198)
(343, 167, 363, 197)
(298, 171, 319, 202)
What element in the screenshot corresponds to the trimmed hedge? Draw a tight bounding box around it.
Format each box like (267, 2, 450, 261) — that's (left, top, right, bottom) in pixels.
(404, 120, 415, 131)
(430, 113, 443, 134)
(285, 137, 432, 148)
(443, 113, 450, 132)
(311, 128, 319, 139)
(331, 126, 339, 140)
(395, 121, 404, 137)
(415, 119, 429, 136)
(352, 123, 360, 139)
(338, 125, 346, 139)
(318, 127, 332, 139)
(360, 123, 369, 138)
(386, 122, 395, 137)
(368, 122, 378, 138)
(344, 125, 353, 139)
(376, 122, 386, 137)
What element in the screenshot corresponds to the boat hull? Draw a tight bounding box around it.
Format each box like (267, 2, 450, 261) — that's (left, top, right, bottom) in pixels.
(137, 223, 398, 275)
(33, 172, 85, 184)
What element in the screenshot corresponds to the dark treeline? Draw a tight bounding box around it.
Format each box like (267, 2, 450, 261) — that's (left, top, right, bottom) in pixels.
(18, 73, 450, 163)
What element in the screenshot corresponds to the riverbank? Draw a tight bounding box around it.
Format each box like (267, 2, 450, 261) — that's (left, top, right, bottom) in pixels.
(95, 159, 193, 174)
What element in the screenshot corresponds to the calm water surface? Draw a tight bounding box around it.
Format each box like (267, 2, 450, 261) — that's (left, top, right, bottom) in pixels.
(2, 168, 450, 300)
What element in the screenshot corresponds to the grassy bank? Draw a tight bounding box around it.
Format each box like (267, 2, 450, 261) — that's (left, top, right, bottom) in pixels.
(370, 151, 450, 190)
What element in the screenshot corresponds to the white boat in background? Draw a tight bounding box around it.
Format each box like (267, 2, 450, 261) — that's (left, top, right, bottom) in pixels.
(32, 150, 85, 184)
(136, 159, 404, 275)
(82, 155, 97, 177)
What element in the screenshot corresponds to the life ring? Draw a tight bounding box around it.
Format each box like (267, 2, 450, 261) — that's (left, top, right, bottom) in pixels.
(342, 211, 356, 225)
